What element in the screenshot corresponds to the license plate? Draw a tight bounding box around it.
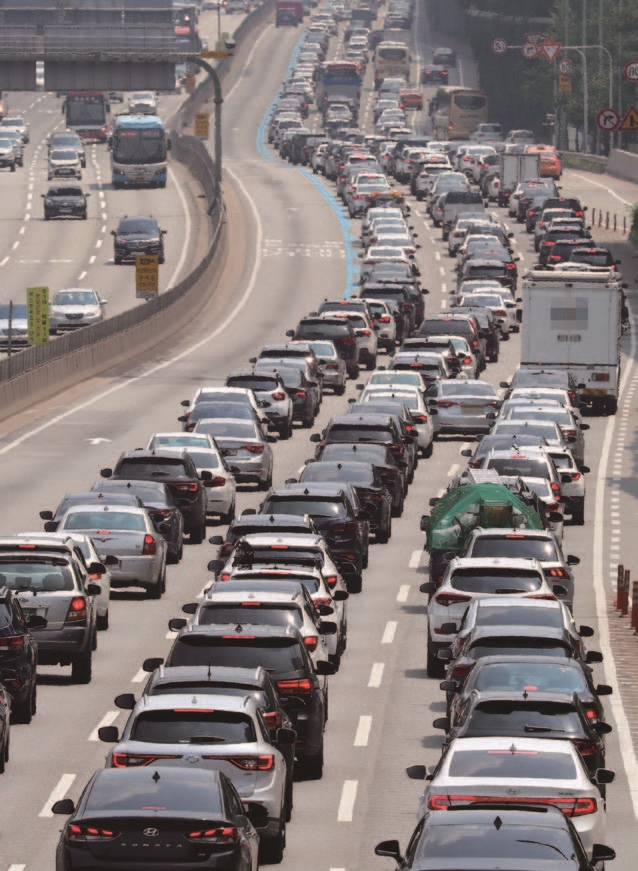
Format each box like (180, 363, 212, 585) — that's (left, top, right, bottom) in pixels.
(463, 405, 486, 414)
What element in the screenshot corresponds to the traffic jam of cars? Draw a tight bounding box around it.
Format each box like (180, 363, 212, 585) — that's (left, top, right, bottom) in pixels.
(0, 1, 628, 870)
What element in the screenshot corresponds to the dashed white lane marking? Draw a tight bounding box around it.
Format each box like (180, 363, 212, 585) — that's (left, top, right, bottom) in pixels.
(89, 255, 96, 264)
(409, 550, 421, 569)
(368, 662, 384, 687)
(447, 463, 460, 476)
(39, 773, 76, 817)
(354, 715, 372, 747)
(381, 621, 397, 644)
(131, 668, 146, 683)
(0, 256, 9, 267)
(19, 226, 25, 235)
(78, 270, 87, 280)
(435, 251, 441, 260)
(12, 241, 19, 250)
(439, 266, 445, 276)
(337, 780, 358, 821)
(397, 584, 410, 602)
(24, 214, 30, 222)
(441, 299, 447, 309)
(88, 711, 118, 742)
(102, 211, 107, 220)
(8, 864, 26, 871)
(95, 239, 103, 248)
(101, 224, 107, 233)
(441, 282, 447, 293)
(166, 630, 178, 639)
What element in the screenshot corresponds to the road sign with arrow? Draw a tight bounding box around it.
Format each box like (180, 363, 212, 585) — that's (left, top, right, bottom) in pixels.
(596, 108, 620, 131)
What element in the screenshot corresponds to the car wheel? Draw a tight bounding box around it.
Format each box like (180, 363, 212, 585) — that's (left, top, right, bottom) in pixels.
(347, 572, 362, 594)
(278, 420, 293, 440)
(0, 732, 5, 773)
(91, 629, 98, 651)
(571, 504, 585, 525)
(489, 352, 498, 363)
(190, 519, 205, 544)
(220, 501, 236, 525)
(44, 212, 50, 220)
(10, 164, 15, 172)
(299, 743, 324, 780)
(72, 650, 93, 684)
(147, 571, 164, 599)
(391, 494, 404, 518)
(96, 610, 109, 631)
(81, 211, 87, 220)
(427, 638, 445, 679)
(366, 354, 377, 371)
(376, 523, 390, 544)
(11, 681, 35, 724)
(258, 472, 273, 491)
(302, 410, 314, 428)
(329, 650, 341, 670)
(114, 255, 122, 264)
(260, 820, 286, 864)
(334, 383, 346, 396)
(158, 255, 165, 264)
(422, 440, 433, 459)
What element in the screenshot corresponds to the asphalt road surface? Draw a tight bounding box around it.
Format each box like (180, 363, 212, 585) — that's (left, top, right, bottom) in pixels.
(1, 6, 638, 871)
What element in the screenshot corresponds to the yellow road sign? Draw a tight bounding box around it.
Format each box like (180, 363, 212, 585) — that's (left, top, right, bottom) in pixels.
(184, 73, 196, 91)
(619, 105, 638, 131)
(194, 112, 210, 138)
(27, 286, 49, 345)
(201, 49, 228, 59)
(558, 74, 572, 93)
(136, 255, 159, 299)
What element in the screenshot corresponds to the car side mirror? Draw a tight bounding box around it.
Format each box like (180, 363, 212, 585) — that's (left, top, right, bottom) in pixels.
(309, 433, 321, 442)
(438, 648, 453, 661)
(596, 684, 613, 696)
(86, 583, 102, 597)
(406, 764, 427, 780)
(44, 521, 58, 532)
(39, 510, 53, 520)
(499, 381, 509, 388)
(439, 622, 457, 635)
(88, 562, 106, 576)
(285, 329, 295, 337)
(419, 581, 435, 596)
(267, 435, 277, 444)
(552, 583, 567, 598)
(460, 449, 472, 457)
(440, 680, 457, 692)
(319, 620, 338, 635)
(595, 721, 613, 735)
(143, 657, 164, 672)
(580, 465, 591, 473)
(567, 554, 580, 566)
(580, 423, 590, 431)
(595, 768, 615, 785)
(586, 650, 603, 663)
(208, 559, 225, 573)
(100, 467, 113, 478)
(433, 716, 450, 730)
(375, 840, 402, 861)
(276, 726, 296, 745)
(579, 625, 594, 638)
(180, 399, 190, 407)
(114, 692, 136, 710)
(98, 725, 119, 742)
(245, 802, 269, 828)
(591, 844, 616, 865)
(177, 415, 188, 423)
(208, 535, 224, 545)
(52, 799, 76, 815)
(429, 497, 440, 507)
(315, 660, 336, 676)
(103, 554, 119, 567)
(182, 602, 198, 615)
(419, 515, 430, 531)
(168, 618, 187, 632)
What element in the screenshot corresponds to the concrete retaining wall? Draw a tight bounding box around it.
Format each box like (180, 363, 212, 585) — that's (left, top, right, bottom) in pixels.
(607, 149, 638, 184)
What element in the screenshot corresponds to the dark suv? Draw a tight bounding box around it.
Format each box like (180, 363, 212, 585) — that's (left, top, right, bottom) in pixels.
(419, 314, 486, 371)
(0, 587, 43, 723)
(210, 513, 320, 559)
(293, 317, 360, 378)
(313, 413, 415, 481)
(42, 184, 89, 220)
(111, 215, 166, 264)
(100, 450, 209, 543)
(260, 484, 370, 592)
(160, 624, 333, 779)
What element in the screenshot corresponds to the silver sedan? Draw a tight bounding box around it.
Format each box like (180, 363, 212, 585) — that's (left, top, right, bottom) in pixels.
(427, 379, 501, 435)
(194, 418, 275, 490)
(55, 504, 167, 598)
(305, 340, 347, 395)
(49, 288, 107, 331)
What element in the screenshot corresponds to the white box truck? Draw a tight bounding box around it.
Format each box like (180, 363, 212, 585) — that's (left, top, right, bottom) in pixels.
(521, 267, 623, 414)
(497, 153, 541, 207)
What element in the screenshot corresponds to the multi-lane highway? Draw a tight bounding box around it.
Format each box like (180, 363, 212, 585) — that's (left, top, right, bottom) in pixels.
(2, 3, 638, 871)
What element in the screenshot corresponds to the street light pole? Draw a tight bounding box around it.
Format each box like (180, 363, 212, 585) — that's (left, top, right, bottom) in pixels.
(190, 57, 223, 203)
(565, 44, 613, 151)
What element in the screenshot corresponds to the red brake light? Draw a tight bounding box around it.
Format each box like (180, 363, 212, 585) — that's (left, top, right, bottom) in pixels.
(295, 390, 308, 398)
(204, 476, 227, 488)
(66, 826, 117, 842)
(435, 592, 472, 607)
(142, 534, 157, 556)
(325, 574, 337, 587)
(428, 795, 596, 816)
(65, 597, 87, 624)
(213, 755, 274, 771)
(112, 753, 181, 767)
(584, 706, 598, 721)
(452, 664, 470, 678)
(272, 391, 286, 400)
(187, 827, 239, 843)
(244, 444, 265, 454)
(435, 400, 458, 409)
(0, 635, 25, 648)
(304, 636, 318, 652)
(173, 482, 199, 492)
(573, 740, 598, 757)
(332, 520, 357, 533)
(544, 568, 570, 579)
(277, 678, 313, 695)
(378, 315, 391, 322)
(263, 710, 281, 729)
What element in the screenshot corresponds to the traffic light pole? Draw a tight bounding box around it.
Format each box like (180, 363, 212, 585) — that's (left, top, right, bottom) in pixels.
(189, 57, 223, 203)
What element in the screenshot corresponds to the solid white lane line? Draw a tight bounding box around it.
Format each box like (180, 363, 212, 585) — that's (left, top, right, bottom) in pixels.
(397, 584, 410, 602)
(381, 621, 397, 644)
(88, 711, 118, 742)
(353, 715, 372, 747)
(447, 463, 459, 476)
(337, 780, 358, 821)
(131, 668, 146, 683)
(166, 165, 193, 290)
(39, 773, 76, 817)
(368, 662, 384, 687)
(409, 550, 421, 569)
(570, 172, 632, 206)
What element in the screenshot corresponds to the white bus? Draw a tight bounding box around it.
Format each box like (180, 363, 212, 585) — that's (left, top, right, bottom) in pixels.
(374, 42, 410, 88)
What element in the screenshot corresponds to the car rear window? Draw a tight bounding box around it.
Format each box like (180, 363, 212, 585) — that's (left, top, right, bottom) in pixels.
(190, 403, 254, 422)
(467, 700, 581, 736)
(326, 424, 391, 442)
(422, 320, 472, 336)
(470, 640, 569, 658)
(475, 604, 564, 628)
(168, 637, 305, 672)
(150, 683, 268, 710)
(63, 511, 147, 532)
(226, 376, 279, 391)
(450, 569, 543, 594)
(448, 748, 577, 780)
(87, 772, 224, 814)
(297, 322, 351, 339)
(441, 382, 496, 397)
(195, 421, 259, 439)
(470, 537, 558, 561)
(261, 498, 347, 518)
(130, 709, 256, 744)
(302, 465, 374, 485)
(473, 661, 586, 695)
(493, 422, 560, 441)
(198, 604, 301, 628)
(117, 459, 186, 477)
(486, 458, 551, 479)
(197, 391, 250, 404)
(0, 561, 75, 592)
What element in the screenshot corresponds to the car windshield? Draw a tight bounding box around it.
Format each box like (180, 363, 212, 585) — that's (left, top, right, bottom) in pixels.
(262, 497, 347, 518)
(466, 700, 582, 736)
(130, 710, 255, 744)
(62, 511, 146, 531)
(51, 150, 78, 160)
(118, 219, 155, 235)
(451, 569, 543, 594)
(471, 639, 569, 658)
(226, 376, 279, 391)
(475, 604, 564, 629)
(53, 291, 98, 305)
(168, 637, 304, 671)
(0, 561, 74, 591)
(117, 459, 186, 477)
(195, 421, 259, 439)
(181, 450, 221, 469)
(198, 604, 301, 628)
(470, 536, 558, 561)
(448, 748, 577, 779)
(474, 661, 586, 695)
(486, 458, 551, 479)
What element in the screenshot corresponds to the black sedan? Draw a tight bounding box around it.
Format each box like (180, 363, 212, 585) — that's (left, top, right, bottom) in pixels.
(53, 767, 263, 871)
(111, 215, 166, 264)
(421, 64, 448, 84)
(42, 184, 89, 220)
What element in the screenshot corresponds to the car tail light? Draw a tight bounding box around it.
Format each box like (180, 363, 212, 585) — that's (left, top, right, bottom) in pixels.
(277, 678, 313, 695)
(462, 356, 473, 364)
(435, 592, 472, 607)
(573, 739, 598, 757)
(584, 706, 598, 721)
(244, 444, 265, 454)
(378, 315, 391, 323)
(452, 664, 470, 679)
(221, 634, 255, 639)
(65, 597, 87, 624)
(0, 635, 24, 649)
(112, 753, 181, 767)
(204, 476, 227, 488)
(592, 372, 610, 382)
(471, 339, 479, 347)
(389, 444, 403, 458)
(569, 472, 581, 482)
(403, 302, 411, 311)
(427, 794, 596, 816)
(486, 401, 500, 408)
(435, 400, 458, 409)
(549, 254, 561, 261)
(66, 826, 118, 842)
(220, 541, 233, 557)
(188, 828, 239, 843)
(221, 755, 274, 771)
(494, 309, 506, 316)
(543, 240, 555, 247)
(325, 574, 337, 587)
(326, 363, 340, 370)
(544, 566, 571, 579)
(332, 520, 357, 533)
(142, 534, 157, 556)
(263, 710, 281, 729)
(173, 482, 199, 492)
(358, 329, 371, 336)
(412, 413, 428, 423)
(550, 482, 561, 497)
(343, 336, 356, 345)
(304, 636, 319, 652)
(272, 391, 286, 400)
(539, 221, 546, 228)
(507, 263, 516, 270)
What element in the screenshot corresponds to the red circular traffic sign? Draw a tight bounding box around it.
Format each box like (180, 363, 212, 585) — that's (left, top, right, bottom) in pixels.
(623, 61, 638, 82)
(492, 38, 508, 55)
(558, 58, 572, 74)
(596, 108, 620, 131)
(522, 42, 538, 60)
